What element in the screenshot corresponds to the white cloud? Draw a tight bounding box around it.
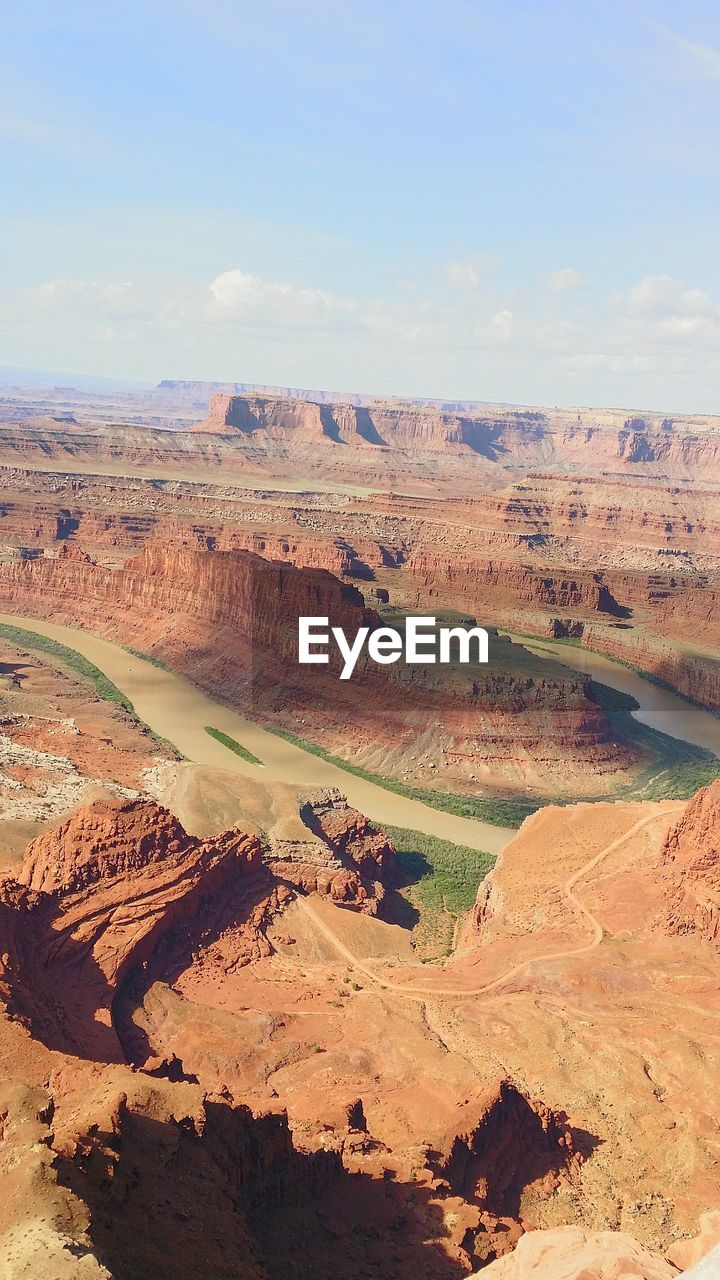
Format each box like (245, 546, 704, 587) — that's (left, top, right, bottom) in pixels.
(558, 352, 690, 376)
(609, 273, 717, 319)
(3, 263, 720, 409)
(652, 314, 720, 348)
(442, 254, 500, 291)
(32, 279, 139, 313)
(546, 267, 588, 293)
(209, 268, 359, 331)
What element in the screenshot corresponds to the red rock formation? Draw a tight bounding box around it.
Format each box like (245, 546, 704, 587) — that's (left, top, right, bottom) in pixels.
(437, 1078, 582, 1267)
(0, 541, 627, 789)
(55, 1085, 341, 1280)
(260, 788, 399, 918)
(1, 464, 717, 713)
(299, 787, 397, 883)
(1, 798, 262, 1058)
(0, 794, 398, 1060)
(658, 781, 720, 949)
(188, 394, 720, 480)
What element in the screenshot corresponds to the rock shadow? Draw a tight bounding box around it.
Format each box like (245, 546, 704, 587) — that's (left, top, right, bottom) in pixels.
(56, 1102, 469, 1280)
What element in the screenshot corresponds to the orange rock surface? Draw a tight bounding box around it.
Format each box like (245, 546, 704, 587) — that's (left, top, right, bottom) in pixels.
(481, 1227, 680, 1278)
(1, 781, 720, 1274)
(658, 781, 720, 950)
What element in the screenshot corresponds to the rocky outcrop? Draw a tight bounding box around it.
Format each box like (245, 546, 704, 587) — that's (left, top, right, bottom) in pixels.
(480, 1226, 680, 1277)
(436, 1078, 582, 1268)
(0, 540, 376, 674)
(658, 781, 720, 949)
(0, 1069, 343, 1280)
(0, 798, 263, 1058)
(55, 1083, 340, 1280)
(407, 549, 624, 616)
(266, 789, 398, 918)
(298, 787, 397, 883)
(260, 788, 399, 917)
(439, 1079, 580, 1208)
(0, 793, 401, 1060)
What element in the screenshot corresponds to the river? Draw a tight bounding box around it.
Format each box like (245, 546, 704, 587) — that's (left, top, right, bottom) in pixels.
(0, 613, 514, 854)
(3, 615, 717, 856)
(500, 632, 720, 756)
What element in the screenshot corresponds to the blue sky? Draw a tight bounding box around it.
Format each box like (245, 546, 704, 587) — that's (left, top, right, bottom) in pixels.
(1, 0, 719, 409)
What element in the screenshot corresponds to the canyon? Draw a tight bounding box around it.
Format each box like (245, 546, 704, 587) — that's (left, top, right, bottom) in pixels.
(0, 382, 717, 722)
(0, 542, 635, 796)
(0, 379, 719, 1277)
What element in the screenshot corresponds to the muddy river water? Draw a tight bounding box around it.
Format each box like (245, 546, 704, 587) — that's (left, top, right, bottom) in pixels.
(501, 632, 720, 756)
(0, 613, 515, 853)
(2, 614, 718, 854)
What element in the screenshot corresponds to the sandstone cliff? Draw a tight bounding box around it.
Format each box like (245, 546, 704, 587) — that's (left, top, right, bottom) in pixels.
(1, 464, 717, 717)
(0, 542, 628, 790)
(189, 393, 720, 481)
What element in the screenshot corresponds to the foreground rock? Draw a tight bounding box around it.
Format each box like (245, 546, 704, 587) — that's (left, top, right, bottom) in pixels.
(1, 785, 720, 1275)
(481, 1227, 680, 1278)
(0, 793, 396, 1061)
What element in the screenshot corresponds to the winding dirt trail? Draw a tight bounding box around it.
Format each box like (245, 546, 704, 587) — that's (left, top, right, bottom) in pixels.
(295, 807, 682, 1002)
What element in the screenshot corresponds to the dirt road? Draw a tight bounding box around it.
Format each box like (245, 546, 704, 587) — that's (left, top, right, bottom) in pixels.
(294, 806, 682, 1001)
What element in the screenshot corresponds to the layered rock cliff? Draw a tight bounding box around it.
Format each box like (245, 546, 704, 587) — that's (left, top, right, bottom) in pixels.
(0, 542, 630, 790)
(1, 466, 717, 715)
(189, 394, 720, 481)
(0, 792, 397, 1061)
(582, 627, 720, 713)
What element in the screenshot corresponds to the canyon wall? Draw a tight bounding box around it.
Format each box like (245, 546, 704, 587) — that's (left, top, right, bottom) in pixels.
(658, 780, 720, 949)
(0, 542, 629, 791)
(582, 626, 720, 714)
(190, 393, 720, 480)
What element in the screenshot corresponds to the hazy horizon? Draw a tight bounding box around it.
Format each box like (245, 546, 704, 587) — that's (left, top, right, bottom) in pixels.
(2, 1, 719, 412)
(5, 360, 720, 419)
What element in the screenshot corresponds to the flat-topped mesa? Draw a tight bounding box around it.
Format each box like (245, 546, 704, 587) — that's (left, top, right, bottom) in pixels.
(190, 392, 468, 449)
(185, 392, 720, 474)
(191, 392, 290, 435)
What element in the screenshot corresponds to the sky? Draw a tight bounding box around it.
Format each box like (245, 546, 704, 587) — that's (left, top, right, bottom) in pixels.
(1, 0, 719, 411)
